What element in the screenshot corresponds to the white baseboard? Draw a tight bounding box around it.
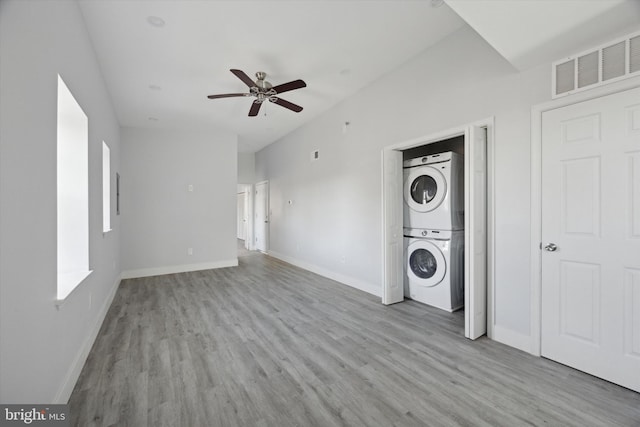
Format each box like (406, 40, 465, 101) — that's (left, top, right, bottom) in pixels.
(54, 273, 121, 404)
(492, 324, 535, 355)
(267, 250, 381, 297)
(121, 259, 238, 279)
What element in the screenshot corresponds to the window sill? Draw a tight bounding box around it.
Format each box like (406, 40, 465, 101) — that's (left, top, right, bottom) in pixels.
(56, 269, 93, 307)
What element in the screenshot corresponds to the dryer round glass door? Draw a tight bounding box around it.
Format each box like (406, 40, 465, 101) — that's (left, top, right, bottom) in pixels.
(406, 239, 446, 287)
(404, 166, 447, 213)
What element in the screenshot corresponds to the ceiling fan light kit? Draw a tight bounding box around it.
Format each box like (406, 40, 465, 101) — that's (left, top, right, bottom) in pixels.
(207, 69, 306, 116)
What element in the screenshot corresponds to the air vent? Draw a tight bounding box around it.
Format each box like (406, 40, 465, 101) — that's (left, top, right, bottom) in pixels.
(578, 51, 598, 88)
(552, 30, 640, 98)
(631, 35, 640, 73)
(602, 41, 626, 81)
(555, 59, 575, 94)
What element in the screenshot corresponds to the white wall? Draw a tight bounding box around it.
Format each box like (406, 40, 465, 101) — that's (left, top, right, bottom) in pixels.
(120, 127, 237, 277)
(255, 25, 552, 348)
(0, 0, 122, 403)
(238, 152, 256, 183)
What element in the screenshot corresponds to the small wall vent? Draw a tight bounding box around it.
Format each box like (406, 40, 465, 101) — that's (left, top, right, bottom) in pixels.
(630, 34, 640, 73)
(552, 30, 640, 98)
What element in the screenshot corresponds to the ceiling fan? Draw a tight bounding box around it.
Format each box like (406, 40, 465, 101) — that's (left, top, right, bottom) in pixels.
(207, 69, 306, 117)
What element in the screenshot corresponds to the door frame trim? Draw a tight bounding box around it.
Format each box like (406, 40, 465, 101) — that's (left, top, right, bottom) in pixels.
(381, 117, 495, 339)
(530, 77, 640, 356)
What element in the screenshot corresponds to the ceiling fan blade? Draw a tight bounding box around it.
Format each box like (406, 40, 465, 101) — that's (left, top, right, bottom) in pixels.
(248, 101, 262, 117)
(271, 79, 306, 94)
(230, 69, 256, 88)
(207, 93, 248, 99)
(271, 97, 303, 113)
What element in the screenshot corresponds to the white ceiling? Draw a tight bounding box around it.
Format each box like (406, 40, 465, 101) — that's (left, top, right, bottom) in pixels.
(446, 0, 640, 71)
(78, 0, 640, 153)
(78, 0, 466, 153)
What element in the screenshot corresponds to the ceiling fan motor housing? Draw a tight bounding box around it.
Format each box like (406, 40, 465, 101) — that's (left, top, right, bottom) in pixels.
(255, 72, 272, 90)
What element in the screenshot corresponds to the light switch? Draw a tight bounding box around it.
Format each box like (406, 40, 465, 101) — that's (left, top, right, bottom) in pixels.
(188, 184, 194, 192)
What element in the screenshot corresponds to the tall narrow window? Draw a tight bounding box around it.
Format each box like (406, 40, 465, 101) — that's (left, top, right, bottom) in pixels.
(57, 75, 91, 300)
(102, 141, 111, 232)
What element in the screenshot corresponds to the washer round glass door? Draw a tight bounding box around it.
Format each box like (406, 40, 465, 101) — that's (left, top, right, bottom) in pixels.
(406, 239, 446, 287)
(404, 166, 447, 213)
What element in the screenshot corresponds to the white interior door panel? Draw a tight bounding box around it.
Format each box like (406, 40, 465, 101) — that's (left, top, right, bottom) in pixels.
(465, 126, 487, 340)
(382, 149, 404, 305)
(541, 87, 640, 392)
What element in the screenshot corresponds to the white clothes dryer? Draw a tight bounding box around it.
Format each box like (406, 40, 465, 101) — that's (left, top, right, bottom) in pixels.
(404, 228, 464, 312)
(403, 152, 464, 231)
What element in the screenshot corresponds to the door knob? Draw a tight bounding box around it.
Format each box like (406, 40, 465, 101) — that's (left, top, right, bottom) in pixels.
(544, 243, 558, 252)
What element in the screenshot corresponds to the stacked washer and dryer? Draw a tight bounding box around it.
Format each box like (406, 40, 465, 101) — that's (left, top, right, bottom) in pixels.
(403, 152, 465, 312)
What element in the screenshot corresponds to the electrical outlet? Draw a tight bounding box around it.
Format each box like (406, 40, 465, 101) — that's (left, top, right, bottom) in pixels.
(187, 248, 193, 256)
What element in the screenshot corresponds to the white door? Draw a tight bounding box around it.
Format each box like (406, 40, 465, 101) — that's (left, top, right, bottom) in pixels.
(382, 149, 404, 305)
(245, 185, 253, 250)
(541, 87, 640, 392)
(465, 126, 487, 340)
(242, 191, 249, 245)
(255, 181, 269, 253)
(237, 192, 246, 240)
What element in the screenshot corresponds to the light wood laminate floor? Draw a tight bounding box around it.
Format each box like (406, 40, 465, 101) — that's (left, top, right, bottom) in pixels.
(69, 246, 640, 426)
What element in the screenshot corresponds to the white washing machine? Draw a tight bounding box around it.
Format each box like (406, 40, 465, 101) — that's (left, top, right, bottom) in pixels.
(403, 152, 464, 231)
(404, 228, 464, 312)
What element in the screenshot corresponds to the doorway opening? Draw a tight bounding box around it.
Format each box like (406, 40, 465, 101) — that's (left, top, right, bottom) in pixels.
(382, 119, 494, 340)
